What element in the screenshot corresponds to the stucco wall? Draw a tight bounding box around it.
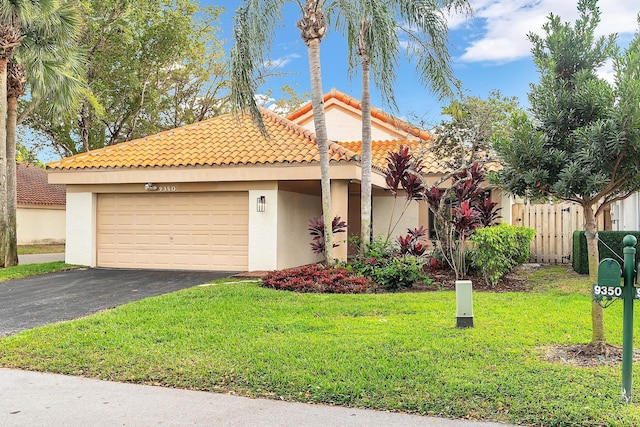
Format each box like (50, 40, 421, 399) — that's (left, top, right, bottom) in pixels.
(248, 189, 278, 271)
(297, 108, 406, 142)
(612, 193, 640, 231)
(372, 195, 421, 241)
(65, 192, 97, 267)
(277, 191, 323, 269)
(323, 109, 400, 142)
(17, 207, 66, 245)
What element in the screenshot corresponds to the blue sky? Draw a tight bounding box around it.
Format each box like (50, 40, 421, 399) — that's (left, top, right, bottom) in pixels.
(208, 0, 638, 126)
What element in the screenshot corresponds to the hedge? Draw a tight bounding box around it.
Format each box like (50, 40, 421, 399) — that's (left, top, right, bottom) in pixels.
(572, 230, 640, 274)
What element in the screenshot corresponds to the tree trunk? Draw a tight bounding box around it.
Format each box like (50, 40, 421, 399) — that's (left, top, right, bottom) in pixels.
(584, 203, 605, 345)
(5, 95, 18, 266)
(299, 0, 333, 263)
(306, 37, 333, 264)
(0, 58, 8, 268)
(360, 55, 372, 253)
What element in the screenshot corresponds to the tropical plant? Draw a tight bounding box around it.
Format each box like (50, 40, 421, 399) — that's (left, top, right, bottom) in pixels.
(346, 237, 431, 291)
(308, 215, 347, 256)
(383, 145, 425, 241)
(330, 0, 471, 253)
(261, 263, 370, 294)
(6, 1, 83, 267)
(397, 226, 429, 256)
(493, 0, 640, 346)
(0, 0, 83, 266)
(425, 162, 498, 279)
(476, 198, 502, 227)
(230, 0, 336, 263)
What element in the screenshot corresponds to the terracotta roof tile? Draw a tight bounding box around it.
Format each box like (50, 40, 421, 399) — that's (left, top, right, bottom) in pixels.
(17, 163, 66, 206)
(47, 109, 360, 171)
(338, 140, 444, 174)
(339, 140, 502, 176)
(288, 88, 434, 141)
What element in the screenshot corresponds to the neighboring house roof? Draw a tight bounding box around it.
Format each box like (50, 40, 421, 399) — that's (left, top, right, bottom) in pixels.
(17, 163, 66, 206)
(287, 88, 434, 142)
(47, 109, 360, 171)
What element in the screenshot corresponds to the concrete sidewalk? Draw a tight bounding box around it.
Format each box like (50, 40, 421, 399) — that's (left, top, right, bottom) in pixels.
(0, 369, 517, 427)
(18, 253, 65, 264)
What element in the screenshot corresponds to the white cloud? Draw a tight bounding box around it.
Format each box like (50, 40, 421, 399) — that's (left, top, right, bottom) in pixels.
(263, 53, 302, 70)
(254, 93, 291, 115)
(254, 93, 275, 107)
(449, 0, 638, 64)
(597, 58, 616, 84)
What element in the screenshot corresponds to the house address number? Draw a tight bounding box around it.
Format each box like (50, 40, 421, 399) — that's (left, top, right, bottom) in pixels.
(593, 285, 640, 300)
(158, 186, 177, 192)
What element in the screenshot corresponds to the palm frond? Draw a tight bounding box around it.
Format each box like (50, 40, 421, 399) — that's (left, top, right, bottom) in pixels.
(12, 0, 85, 117)
(229, 0, 286, 133)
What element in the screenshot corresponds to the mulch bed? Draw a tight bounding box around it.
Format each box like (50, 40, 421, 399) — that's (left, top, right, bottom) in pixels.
(544, 344, 640, 367)
(418, 269, 531, 293)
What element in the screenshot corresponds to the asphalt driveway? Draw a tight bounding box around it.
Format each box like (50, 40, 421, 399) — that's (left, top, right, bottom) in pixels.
(0, 268, 235, 336)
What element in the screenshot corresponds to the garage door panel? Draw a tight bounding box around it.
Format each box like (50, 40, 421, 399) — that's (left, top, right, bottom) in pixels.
(97, 192, 248, 271)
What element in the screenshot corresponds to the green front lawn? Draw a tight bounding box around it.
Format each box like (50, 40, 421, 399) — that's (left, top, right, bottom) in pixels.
(0, 267, 638, 426)
(0, 261, 76, 281)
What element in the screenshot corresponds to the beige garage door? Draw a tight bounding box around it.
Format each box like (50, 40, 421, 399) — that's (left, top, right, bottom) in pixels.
(97, 192, 248, 271)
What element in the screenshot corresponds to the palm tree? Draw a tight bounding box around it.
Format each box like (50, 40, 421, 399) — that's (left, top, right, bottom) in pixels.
(331, 0, 471, 251)
(2, 0, 83, 266)
(5, 60, 25, 266)
(0, 2, 31, 267)
(230, 0, 336, 263)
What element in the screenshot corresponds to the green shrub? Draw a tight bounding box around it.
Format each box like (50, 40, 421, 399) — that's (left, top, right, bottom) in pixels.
(470, 224, 536, 286)
(572, 231, 640, 274)
(347, 238, 433, 291)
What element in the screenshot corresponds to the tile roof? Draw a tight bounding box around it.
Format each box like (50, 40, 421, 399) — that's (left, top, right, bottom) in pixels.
(338, 140, 446, 175)
(338, 140, 502, 176)
(288, 88, 434, 141)
(18, 163, 66, 206)
(47, 109, 360, 170)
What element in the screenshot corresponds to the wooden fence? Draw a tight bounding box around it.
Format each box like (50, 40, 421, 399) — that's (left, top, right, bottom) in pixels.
(511, 203, 583, 264)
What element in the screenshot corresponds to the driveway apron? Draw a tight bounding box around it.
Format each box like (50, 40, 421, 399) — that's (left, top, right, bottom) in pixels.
(0, 268, 234, 336)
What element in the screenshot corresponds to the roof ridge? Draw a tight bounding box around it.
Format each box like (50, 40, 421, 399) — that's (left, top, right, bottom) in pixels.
(260, 108, 317, 140)
(286, 89, 433, 141)
(46, 109, 362, 171)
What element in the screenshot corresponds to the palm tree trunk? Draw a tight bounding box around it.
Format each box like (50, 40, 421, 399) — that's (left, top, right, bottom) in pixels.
(306, 37, 333, 264)
(0, 58, 9, 268)
(360, 54, 372, 253)
(5, 95, 19, 266)
(298, 0, 333, 263)
(584, 202, 605, 345)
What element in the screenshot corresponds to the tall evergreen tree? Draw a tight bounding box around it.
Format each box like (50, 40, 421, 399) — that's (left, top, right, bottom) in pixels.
(494, 0, 640, 347)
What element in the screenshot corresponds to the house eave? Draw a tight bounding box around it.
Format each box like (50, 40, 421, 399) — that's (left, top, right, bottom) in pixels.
(48, 162, 388, 188)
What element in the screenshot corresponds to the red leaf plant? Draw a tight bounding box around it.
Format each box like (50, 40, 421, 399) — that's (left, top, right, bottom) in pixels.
(308, 215, 347, 255)
(261, 264, 370, 294)
(397, 226, 429, 256)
